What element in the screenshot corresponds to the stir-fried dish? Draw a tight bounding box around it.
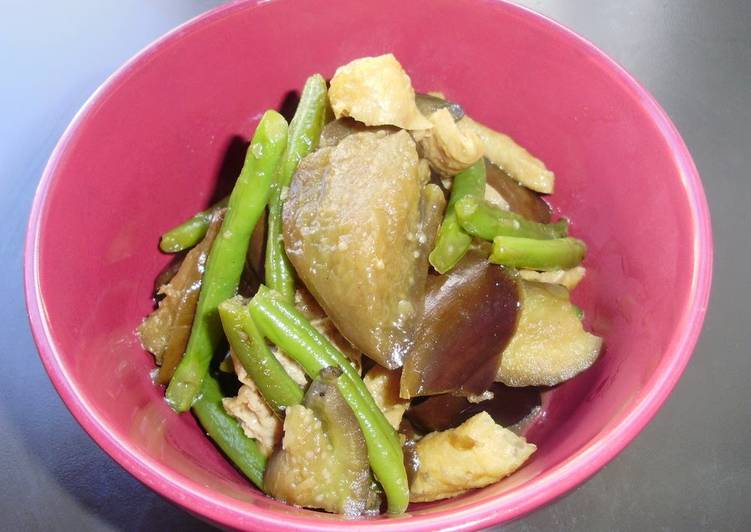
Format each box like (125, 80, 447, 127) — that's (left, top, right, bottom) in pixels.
(139, 54, 602, 516)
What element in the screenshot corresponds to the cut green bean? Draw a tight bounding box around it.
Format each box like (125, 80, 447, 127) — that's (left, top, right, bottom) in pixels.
(160, 197, 229, 253)
(265, 74, 328, 301)
(218, 296, 303, 413)
(490, 235, 586, 271)
(248, 285, 409, 514)
(429, 160, 486, 274)
(455, 196, 568, 241)
(192, 373, 267, 488)
(166, 111, 288, 412)
(248, 287, 398, 450)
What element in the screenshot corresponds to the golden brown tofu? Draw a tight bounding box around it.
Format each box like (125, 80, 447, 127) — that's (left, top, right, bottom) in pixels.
(409, 412, 536, 502)
(518, 266, 586, 290)
(222, 349, 307, 457)
(269, 347, 308, 387)
(222, 355, 282, 457)
(283, 130, 432, 368)
(459, 116, 554, 194)
(363, 366, 409, 429)
(328, 54, 432, 130)
(417, 108, 484, 177)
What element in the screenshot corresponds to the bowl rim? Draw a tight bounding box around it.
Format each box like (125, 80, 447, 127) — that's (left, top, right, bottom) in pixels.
(24, 0, 713, 529)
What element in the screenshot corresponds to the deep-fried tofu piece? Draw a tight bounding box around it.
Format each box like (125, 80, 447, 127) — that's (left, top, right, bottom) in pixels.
(329, 54, 432, 130)
(363, 366, 409, 429)
(518, 265, 586, 290)
(221, 352, 305, 457)
(409, 412, 535, 502)
(222, 377, 281, 458)
(459, 116, 554, 194)
(417, 108, 484, 177)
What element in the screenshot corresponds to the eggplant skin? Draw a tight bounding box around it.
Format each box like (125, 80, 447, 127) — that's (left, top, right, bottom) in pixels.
(414, 92, 465, 122)
(283, 130, 431, 369)
(400, 251, 520, 398)
(406, 383, 541, 434)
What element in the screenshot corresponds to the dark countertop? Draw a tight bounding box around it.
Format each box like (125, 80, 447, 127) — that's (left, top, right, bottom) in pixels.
(1, 1, 748, 530)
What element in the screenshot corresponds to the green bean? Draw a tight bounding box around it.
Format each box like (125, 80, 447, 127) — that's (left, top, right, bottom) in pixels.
(247, 286, 398, 449)
(265, 74, 328, 301)
(490, 235, 586, 271)
(428, 160, 486, 274)
(455, 196, 569, 241)
(218, 296, 303, 413)
(166, 111, 288, 412)
(159, 197, 229, 253)
(248, 286, 409, 514)
(192, 373, 267, 488)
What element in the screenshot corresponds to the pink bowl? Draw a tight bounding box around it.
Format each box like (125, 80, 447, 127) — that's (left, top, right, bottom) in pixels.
(24, 0, 712, 529)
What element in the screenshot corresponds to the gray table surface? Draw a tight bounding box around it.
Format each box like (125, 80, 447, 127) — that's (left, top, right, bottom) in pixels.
(2, 1, 749, 530)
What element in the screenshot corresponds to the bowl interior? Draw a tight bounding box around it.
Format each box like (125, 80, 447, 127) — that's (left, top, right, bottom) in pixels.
(27, 0, 709, 529)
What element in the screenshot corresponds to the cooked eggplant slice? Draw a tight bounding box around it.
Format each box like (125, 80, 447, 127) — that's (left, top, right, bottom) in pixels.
(399, 417, 422, 487)
(283, 130, 433, 369)
(400, 251, 520, 398)
(319, 117, 399, 148)
(496, 281, 602, 386)
(484, 159, 552, 223)
(152, 252, 186, 293)
(139, 210, 225, 384)
(264, 367, 380, 516)
(406, 383, 541, 434)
